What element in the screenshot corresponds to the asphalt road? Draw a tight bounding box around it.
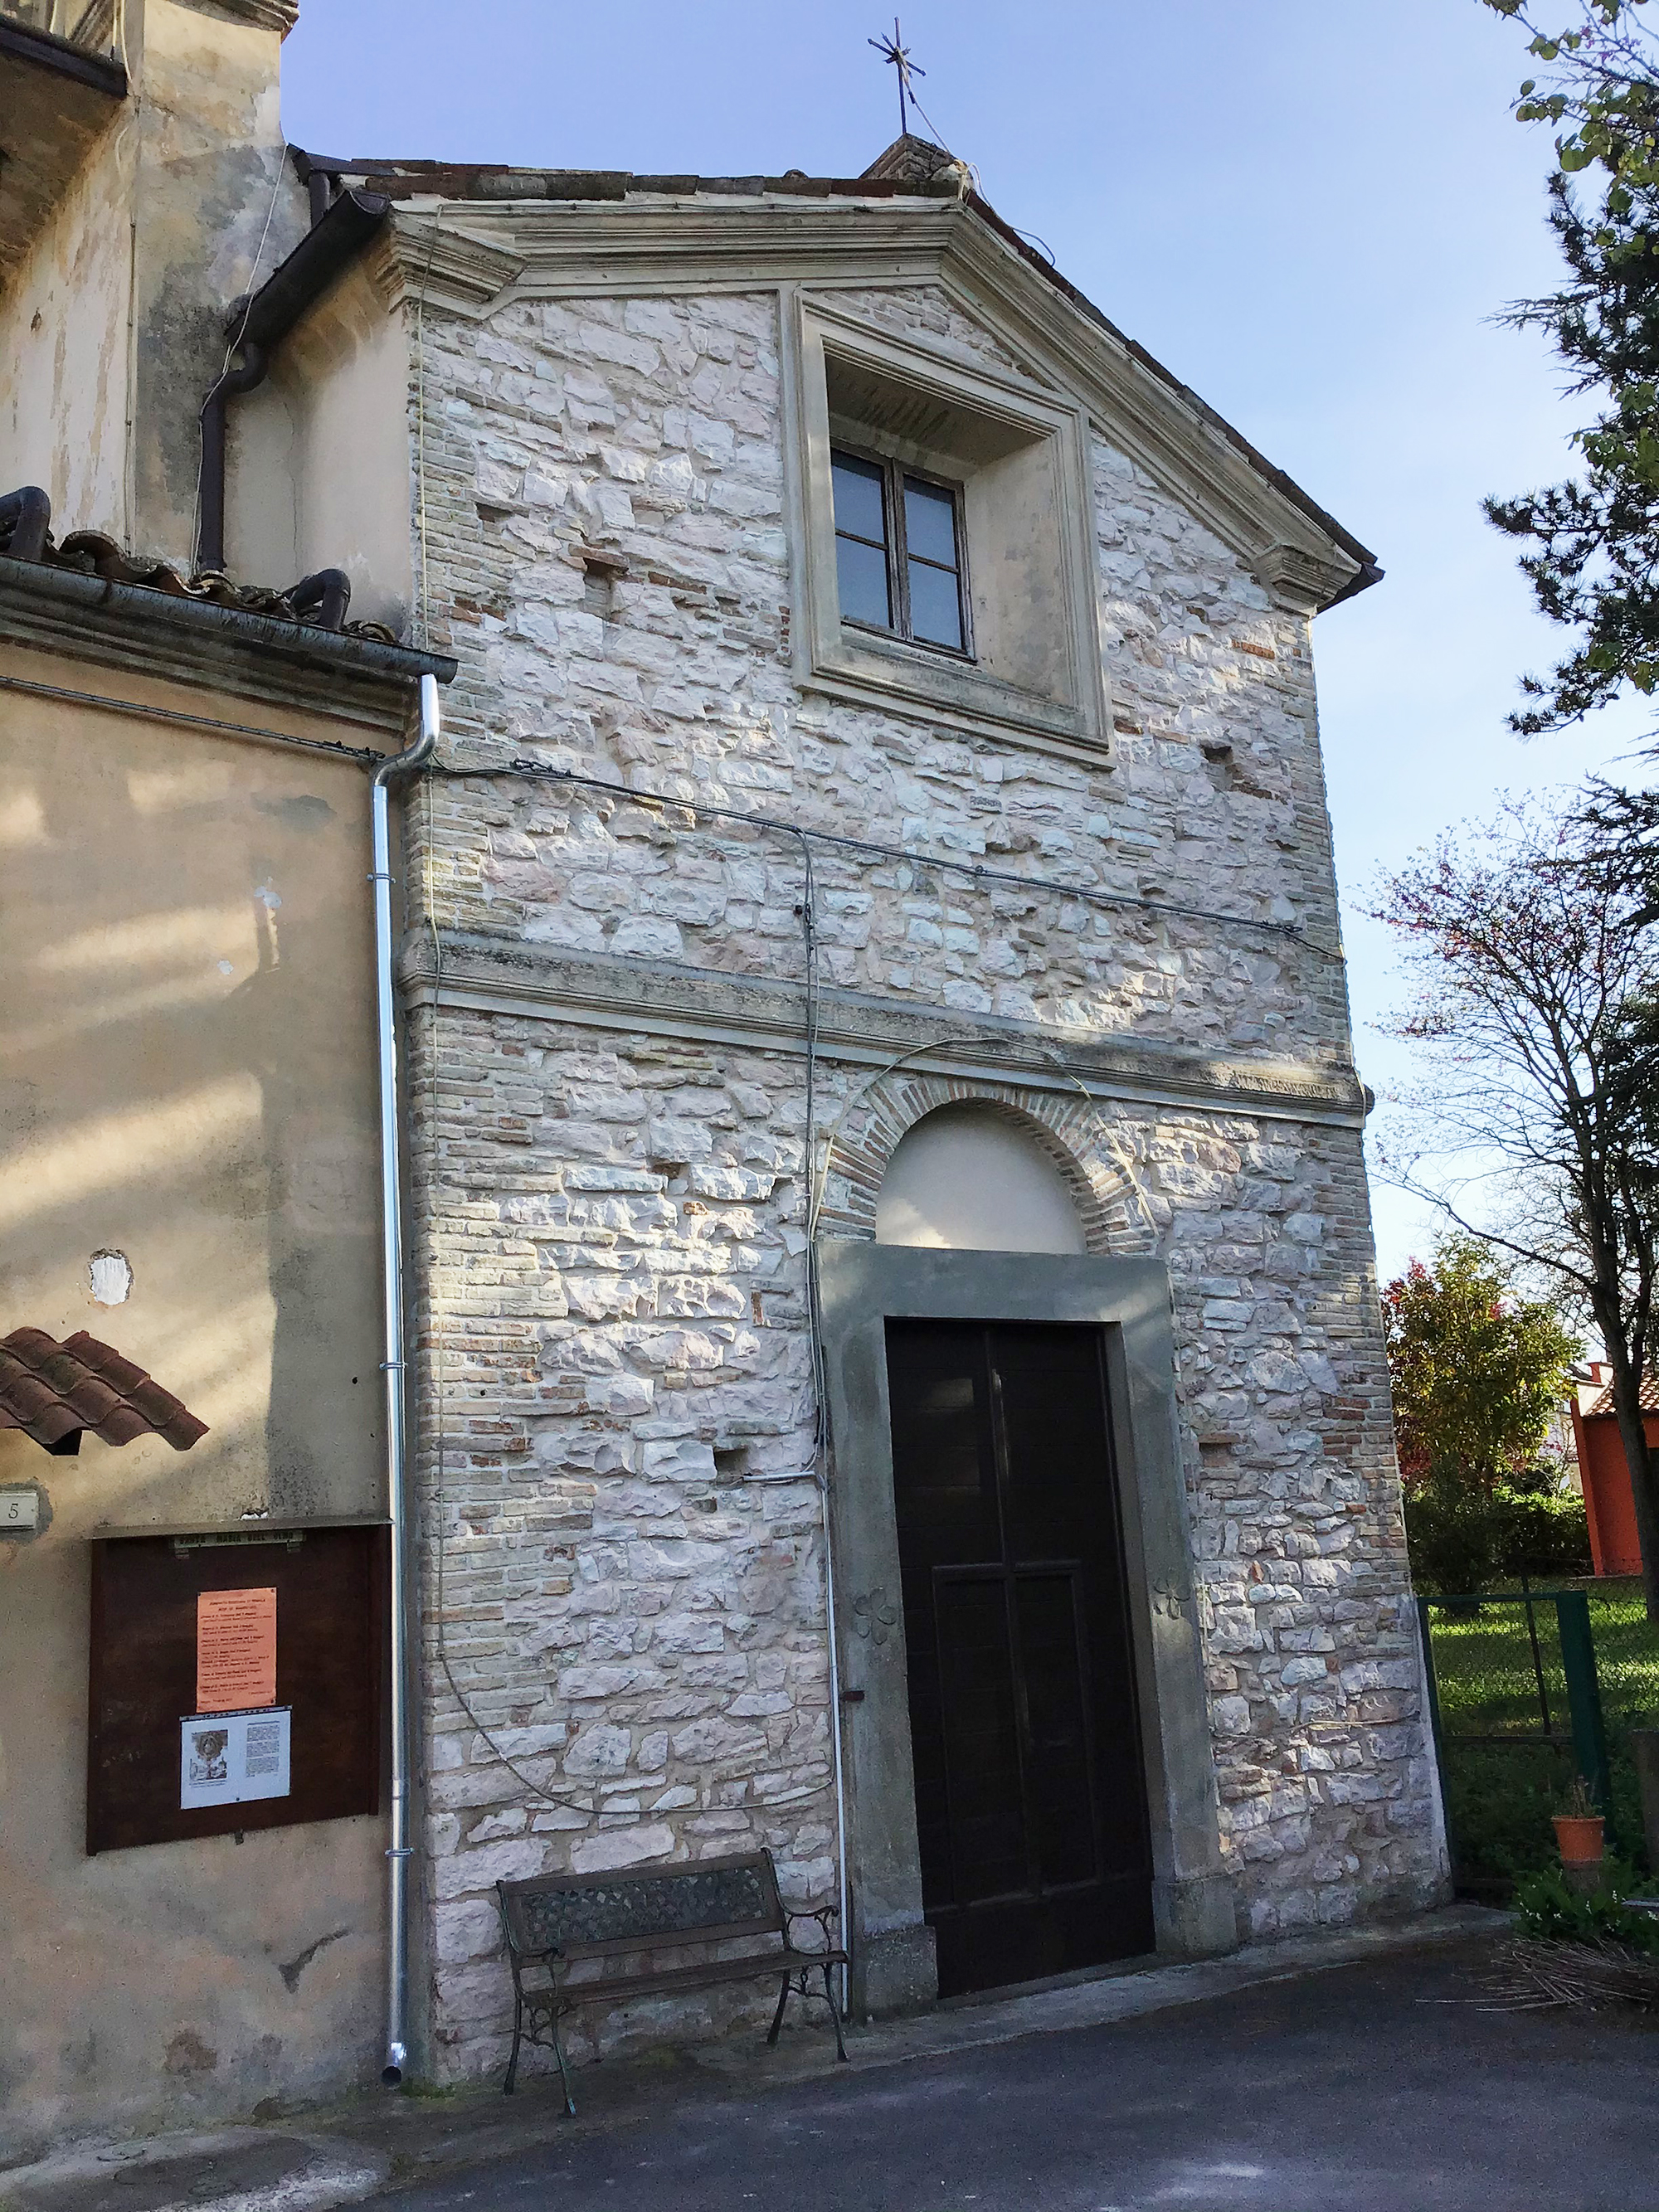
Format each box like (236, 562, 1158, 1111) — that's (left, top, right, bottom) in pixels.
(363, 1938, 1659, 2212)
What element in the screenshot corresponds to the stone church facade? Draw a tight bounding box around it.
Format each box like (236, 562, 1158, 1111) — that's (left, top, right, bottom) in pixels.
(0, 0, 1447, 2138)
(343, 139, 1449, 2078)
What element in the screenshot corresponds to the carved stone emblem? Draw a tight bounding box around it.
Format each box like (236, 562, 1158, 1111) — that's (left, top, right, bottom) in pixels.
(851, 1587, 899, 1646)
(1151, 1578, 1191, 1621)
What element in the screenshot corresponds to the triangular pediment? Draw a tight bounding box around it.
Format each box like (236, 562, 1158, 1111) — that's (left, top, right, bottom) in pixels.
(381, 191, 1371, 612)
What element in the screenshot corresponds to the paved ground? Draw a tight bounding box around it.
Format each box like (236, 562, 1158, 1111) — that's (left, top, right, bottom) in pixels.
(365, 1936, 1659, 2212)
(7, 1912, 1656, 2212)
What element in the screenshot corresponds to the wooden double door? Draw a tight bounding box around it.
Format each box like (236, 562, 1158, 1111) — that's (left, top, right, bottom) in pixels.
(885, 1319, 1154, 1998)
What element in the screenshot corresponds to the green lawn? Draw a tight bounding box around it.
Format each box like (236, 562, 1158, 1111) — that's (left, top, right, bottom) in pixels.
(1423, 1578, 1659, 1892)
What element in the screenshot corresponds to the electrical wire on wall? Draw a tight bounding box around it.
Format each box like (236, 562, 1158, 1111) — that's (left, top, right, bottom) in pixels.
(779, 828, 854, 1992)
(1036, 1048, 1162, 1249)
(412, 208, 444, 650)
(431, 756, 1337, 960)
(419, 892, 602, 1816)
(403, 201, 612, 1818)
(405, 200, 625, 1820)
(412, 751, 1239, 1823)
(413, 782, 846, 1845)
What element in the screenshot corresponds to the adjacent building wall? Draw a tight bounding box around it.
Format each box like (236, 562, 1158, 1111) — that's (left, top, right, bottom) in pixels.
(128, 0, 306, 567)
(0, 630, 394, 2158)
(227, 256, 415, 627)
(0, 0, 306, 564)
(0, 109, 134, 539)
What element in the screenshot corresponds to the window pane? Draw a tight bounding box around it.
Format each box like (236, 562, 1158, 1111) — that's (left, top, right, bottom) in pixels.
(908, 560, 963, 649)
(904, 477, 959, 569)
(837, 533, 893, 628)
(832, 451, 888, 546)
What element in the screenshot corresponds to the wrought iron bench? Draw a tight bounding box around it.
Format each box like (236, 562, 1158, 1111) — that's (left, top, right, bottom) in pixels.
(495, 1847, 849, 2108)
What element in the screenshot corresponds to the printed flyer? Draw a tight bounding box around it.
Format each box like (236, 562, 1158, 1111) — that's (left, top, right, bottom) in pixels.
(179, 1706, 291, 1810)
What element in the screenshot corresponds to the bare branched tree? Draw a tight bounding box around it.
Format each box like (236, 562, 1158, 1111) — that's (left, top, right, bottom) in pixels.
(1373, 795, 1659, 1616)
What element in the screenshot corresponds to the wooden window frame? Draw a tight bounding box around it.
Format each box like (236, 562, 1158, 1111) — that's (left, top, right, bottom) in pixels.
(831, 444, 974, 661)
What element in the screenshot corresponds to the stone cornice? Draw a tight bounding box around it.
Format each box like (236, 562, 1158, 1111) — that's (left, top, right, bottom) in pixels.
(384, 197, 1365, 613)
(399, 931, 1369, 1130)
(0, 554, 453, 733)
(373, 216, 528, 318)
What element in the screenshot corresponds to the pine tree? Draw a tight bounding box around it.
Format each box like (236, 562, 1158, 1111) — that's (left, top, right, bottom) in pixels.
(1481, 2, 1659, 727)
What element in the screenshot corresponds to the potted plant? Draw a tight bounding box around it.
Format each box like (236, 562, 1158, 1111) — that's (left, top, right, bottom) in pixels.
(1552, 1773, 1607, 1866)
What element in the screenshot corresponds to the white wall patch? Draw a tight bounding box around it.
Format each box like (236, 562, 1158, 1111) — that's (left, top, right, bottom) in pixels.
(88, 1250, 133, 1305)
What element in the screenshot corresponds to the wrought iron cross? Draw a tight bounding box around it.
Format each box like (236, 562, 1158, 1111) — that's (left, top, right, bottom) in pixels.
(868, 17, 925, 138)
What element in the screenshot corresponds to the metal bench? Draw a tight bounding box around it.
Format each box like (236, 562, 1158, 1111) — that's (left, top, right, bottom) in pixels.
(495, 1847, 849, 2108)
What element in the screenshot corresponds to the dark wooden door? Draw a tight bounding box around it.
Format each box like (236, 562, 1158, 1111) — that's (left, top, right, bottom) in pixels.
(886, 1320, 1153, 1997)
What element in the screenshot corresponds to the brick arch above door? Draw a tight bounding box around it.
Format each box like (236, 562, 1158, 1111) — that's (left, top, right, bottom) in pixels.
(813, 1072, 1160, 1257)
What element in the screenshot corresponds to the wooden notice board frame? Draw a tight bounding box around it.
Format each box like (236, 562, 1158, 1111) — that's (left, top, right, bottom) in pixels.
(87, 1519, 387, 1854)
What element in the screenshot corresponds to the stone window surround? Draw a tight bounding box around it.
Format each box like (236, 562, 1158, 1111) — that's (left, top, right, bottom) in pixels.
(785, 293, 1112, 764)
(816, 1237, 1238, 2020)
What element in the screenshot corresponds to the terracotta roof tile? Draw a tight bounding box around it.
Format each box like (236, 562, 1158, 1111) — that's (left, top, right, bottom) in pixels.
(1584, 1373, 1659, 1417)
(0, 1328, 208, 1455)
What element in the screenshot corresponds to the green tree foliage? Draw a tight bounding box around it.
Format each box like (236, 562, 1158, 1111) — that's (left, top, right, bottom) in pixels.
(1374, 797, 1659, 1607)
(1478, 2, 1659, 727)
(1384, 1237, 1589, 1593)
(1383, 1237, 1579, 1490)
(1404, 1468, 1593, 1593)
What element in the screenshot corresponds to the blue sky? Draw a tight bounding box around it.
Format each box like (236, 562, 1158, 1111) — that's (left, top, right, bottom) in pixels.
(281, 1, 1656, 1281)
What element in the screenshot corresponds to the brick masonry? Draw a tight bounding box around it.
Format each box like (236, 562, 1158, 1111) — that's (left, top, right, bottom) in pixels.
(397, 270, 1443, 2083)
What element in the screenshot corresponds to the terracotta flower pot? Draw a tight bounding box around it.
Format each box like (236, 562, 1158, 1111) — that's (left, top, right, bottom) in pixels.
(1553, 1812, 1606, 1864)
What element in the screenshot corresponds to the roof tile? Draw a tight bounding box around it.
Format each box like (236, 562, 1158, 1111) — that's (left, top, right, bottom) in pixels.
(1584, 1373, 1659, 1417)
(0, 1328, 208, 1454)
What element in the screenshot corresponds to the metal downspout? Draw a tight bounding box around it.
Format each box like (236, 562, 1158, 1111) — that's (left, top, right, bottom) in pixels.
(374, 671, 440, 2086)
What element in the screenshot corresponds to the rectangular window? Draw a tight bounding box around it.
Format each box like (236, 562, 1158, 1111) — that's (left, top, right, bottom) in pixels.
(831, 445, 968, 655)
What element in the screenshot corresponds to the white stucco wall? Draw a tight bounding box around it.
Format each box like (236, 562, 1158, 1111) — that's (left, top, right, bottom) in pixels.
(226, 257, 413, 627)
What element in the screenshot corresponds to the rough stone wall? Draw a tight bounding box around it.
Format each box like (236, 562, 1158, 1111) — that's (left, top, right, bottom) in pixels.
(401, 267, 1440, 2083)
(410, 283, 1345, 1058)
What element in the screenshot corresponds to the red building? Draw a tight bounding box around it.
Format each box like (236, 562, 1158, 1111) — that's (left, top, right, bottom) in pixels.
(1568, 1367, 1652, 1578)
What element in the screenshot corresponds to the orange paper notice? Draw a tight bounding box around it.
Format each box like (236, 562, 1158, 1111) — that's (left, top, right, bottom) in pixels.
(196, 1587, 277, 1713)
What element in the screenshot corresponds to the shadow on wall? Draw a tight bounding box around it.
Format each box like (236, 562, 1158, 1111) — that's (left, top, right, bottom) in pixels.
(236, 792, 382, 1514)
(0, 717, 383, 1524)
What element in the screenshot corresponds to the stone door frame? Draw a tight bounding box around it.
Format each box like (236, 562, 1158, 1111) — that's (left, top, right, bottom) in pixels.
(815, 1239, 1237, 2017)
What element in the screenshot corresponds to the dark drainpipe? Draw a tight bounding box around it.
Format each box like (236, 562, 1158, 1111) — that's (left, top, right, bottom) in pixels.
(197, 344, 269, 576)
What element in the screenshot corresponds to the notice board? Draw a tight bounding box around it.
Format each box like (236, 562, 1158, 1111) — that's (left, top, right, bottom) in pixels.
(87, 1521, 387, 1854)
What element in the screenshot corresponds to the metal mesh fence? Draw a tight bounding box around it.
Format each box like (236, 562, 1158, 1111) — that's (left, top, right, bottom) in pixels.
(1422, 1579, 1659, 1895)
(1584, 1578, 1659, 1870)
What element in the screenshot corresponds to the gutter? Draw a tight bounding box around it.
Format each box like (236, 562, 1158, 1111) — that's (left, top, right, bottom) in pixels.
(0, 547, 452, 691)
(197, 187, 390, 575)
(372, 672, 442, 2085)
